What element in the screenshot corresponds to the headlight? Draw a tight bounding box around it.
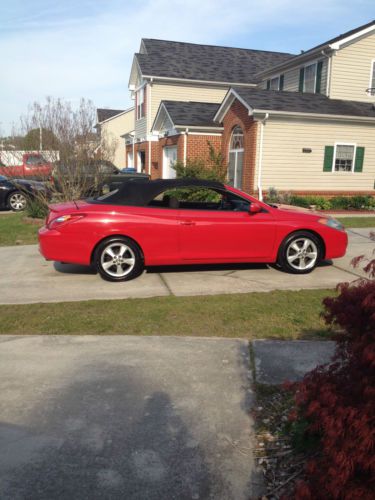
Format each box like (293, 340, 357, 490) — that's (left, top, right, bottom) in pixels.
(318, 217, 344, 231)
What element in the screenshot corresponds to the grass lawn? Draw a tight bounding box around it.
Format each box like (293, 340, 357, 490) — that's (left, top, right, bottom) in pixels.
(0, 212, 42, 246)
(336, 216, 375, 228)
(0, 289, 335, 338)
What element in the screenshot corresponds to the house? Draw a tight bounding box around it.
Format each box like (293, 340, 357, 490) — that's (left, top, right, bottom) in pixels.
(96, 107, 134, 168)
(102, 20, 375, 196)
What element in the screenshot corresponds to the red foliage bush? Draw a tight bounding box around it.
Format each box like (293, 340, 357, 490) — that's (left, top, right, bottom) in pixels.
(292, 277, 375, 499)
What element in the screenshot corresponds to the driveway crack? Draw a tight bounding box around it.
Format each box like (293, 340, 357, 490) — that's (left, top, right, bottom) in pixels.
(158, 273, 174, 296)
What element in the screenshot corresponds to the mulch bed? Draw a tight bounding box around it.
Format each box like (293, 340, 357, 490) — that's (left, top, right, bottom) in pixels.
(252, 385, 311, 499)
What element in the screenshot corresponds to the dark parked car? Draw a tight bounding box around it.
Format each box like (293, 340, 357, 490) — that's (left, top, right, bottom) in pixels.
(0, 175, 49, 211)
(53, 160, 149, 196)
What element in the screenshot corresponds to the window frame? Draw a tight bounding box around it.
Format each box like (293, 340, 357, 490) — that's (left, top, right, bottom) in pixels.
(303, 62, 317, 93)
(332, 142, 357, 173)
(136, 85, 145, 120)
(269, 76, 280, 90)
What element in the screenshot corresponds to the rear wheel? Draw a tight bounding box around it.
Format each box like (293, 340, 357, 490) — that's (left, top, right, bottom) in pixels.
(94, 237, 144, 282)
(7, 191, 28, 211)
(277, 231, 321, 274)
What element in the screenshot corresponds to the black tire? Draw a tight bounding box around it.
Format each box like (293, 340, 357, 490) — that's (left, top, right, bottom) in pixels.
(94, 237, 144, 282)
(7, 191, 28, 212)
(277, 231, 322, 274)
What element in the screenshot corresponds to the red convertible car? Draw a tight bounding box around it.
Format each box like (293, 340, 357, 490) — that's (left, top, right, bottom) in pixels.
(38, 178, 348, 282)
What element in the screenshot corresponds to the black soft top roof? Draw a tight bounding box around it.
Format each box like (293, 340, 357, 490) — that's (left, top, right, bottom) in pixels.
(96, 178, 226, 206)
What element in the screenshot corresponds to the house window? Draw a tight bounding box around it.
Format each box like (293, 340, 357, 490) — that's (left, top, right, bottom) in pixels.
(228, 126, 244, 189)
(136, 87, 145, 120)
(304, 63, 317, 93)
(334, 144, 356, 172)
(270, 77, 279, 90)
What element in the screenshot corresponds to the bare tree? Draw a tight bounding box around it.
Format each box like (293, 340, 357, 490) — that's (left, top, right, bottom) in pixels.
(19, 97, 117, 201)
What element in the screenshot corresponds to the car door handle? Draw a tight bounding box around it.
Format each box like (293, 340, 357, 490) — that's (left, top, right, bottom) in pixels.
(180, 220, 195, 226)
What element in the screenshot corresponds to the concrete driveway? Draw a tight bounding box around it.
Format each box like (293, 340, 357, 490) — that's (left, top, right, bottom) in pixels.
(0, 335, 262, 499)
(0, 228, 373, 304)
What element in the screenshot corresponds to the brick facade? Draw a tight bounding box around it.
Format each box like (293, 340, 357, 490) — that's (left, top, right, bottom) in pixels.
(221, 99, 258, 194)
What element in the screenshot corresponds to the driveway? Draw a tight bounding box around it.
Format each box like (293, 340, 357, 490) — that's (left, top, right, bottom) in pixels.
(0, 335, 262, 499)
(0, 228, 373, 304)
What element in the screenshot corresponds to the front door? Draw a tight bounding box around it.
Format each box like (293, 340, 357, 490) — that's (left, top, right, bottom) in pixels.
(163, 146, 177, 179)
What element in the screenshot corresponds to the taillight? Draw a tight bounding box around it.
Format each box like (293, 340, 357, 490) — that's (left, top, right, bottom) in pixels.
(48, 214, 85, 229)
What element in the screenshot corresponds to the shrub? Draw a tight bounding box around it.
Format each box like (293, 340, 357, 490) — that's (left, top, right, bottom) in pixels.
(173, 141, 227, 182)
(25, 196, 48, 219)
(291, 249, 375, 498)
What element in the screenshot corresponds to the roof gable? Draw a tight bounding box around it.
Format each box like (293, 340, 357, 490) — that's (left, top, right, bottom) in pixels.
(152, 101, 221, 133)
(215, 87, 375, 122)
(135, 38, 294, 85)
(97, 108, 125, 123)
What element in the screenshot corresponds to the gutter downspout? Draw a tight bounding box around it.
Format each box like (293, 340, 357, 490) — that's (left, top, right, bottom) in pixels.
(321, 49, 331, 97)
(148, 78, 153, 175)
(132, 133, 135, 169)
(257, 113, 269, 201)
(183, 128, 189, 167)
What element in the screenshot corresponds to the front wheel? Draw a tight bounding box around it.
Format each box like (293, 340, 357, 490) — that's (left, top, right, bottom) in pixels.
(277, 232, 321, 274)
(7, 191, 28, 211)
(94, 237, 144, 282)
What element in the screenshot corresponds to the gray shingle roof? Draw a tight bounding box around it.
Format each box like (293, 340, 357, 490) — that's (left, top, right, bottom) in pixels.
(97, 108, 125, 123)
(162, 101, 220, 127)
(137, 39, 294, 84)
(231, 87, 375, 118)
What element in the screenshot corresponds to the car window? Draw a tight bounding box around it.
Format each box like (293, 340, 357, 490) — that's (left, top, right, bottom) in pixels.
(26, 155, 45, 165)
(148, 186, 251, 211)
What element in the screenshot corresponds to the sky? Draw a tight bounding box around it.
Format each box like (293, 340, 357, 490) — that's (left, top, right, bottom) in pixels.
(0, 0, 374, 135)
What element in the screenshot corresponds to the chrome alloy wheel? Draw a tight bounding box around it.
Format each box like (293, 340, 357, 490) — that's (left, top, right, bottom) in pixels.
(286, 238, 318, 271)
(9, 192, 27, 211)
(100, 242, 136, 278)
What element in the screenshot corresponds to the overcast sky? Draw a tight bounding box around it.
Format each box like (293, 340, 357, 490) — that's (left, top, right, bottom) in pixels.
(0, 0, 373, 134)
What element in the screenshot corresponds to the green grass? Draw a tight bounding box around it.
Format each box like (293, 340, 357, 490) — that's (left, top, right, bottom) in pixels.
(336, 216, 375, 228)
(0, 289, 335, 338)
(0, 212, 42, 246)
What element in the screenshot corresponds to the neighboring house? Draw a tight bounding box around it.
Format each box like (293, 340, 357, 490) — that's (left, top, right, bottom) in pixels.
(105, 20, 375, 196)
(96, 107, 134, 169)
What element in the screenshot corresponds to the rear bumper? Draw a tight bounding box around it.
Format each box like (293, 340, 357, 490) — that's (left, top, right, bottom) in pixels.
(38, 226, 91, 265)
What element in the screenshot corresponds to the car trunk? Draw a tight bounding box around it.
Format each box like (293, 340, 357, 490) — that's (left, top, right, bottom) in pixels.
(46, 200, 90, 225)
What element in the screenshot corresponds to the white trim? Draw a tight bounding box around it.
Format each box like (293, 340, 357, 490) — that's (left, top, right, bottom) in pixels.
(332, 142, 357, 173)
(175, 125, 223, 131)
(183, 129, 188, 166)
(186, 131, 223, 136)
(368, 59, 375, 91)
(141, 74, 258, 88)
(151, 102, 175, 134)
(330, 24, 375, 49)
(97, 106, 134, 125)
(214, 89, 253, 122)
(252, 109, 375, 123)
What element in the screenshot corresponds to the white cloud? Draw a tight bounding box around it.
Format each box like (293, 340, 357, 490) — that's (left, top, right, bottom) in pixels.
(0, 0, 372, 134)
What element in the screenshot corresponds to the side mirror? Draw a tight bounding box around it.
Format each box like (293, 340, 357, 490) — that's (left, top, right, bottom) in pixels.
(249, 202, 262, 214)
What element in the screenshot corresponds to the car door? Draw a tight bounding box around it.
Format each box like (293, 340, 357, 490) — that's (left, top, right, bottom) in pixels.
(179, 199, 276, 262)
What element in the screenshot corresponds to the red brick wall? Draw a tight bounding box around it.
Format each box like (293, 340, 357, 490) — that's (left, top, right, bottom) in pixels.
(186, 135, 222, 166)
(221, 99, 258, 194)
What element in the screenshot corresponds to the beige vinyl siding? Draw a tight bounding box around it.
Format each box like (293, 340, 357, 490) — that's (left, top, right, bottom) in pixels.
(330, 32, 375, 101)
(256, 117, 375, 192)
(150, 82, 228, 129)
(100, 108, 134, 169)
(258, 59, 328, 94)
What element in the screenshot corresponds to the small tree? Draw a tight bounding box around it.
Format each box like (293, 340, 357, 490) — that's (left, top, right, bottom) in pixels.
(173, 141, 227, 182)
(291, 235, 375, 499)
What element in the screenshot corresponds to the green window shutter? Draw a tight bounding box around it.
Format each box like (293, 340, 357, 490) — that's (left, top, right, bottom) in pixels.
(299, 67, 305, 92)
(279, 74, 284, 91)
(316, 61, 323, 94)
(354, 146, 365, 172)
(266, 79, 270, 90)
(323, 146, 334, 172)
